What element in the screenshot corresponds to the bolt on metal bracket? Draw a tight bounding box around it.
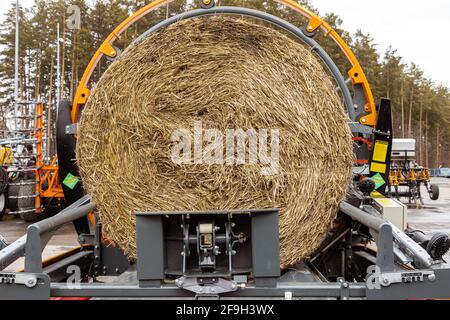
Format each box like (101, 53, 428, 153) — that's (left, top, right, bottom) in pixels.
(65, 124, 78, 135)
(338, 277, 350, 300)
(0, 273, 37, 288)
(176, 276, 238, 295)
(379, 270, 436, 287)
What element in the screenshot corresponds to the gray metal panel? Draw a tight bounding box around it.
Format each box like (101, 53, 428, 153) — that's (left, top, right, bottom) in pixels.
(50, 282, 366, 299)
(24, 225, 43, 273)
(353, 85, 369, 121)
(251, 210, 280, 278)
(0, 273, 50, 300)
(376, 223, 395, 273)
(100, 244, 130, 276)
(348, 122, 374, 135)
(367, 269, 450, 300)
(136, 215, 165, 284)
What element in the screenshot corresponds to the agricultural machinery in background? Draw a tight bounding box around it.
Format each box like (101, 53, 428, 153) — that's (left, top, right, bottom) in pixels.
(0, 102, 64, 222)
(389, 139, 439, 207)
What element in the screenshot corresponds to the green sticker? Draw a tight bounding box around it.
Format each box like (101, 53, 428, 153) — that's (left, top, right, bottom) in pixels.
(63, 173, 80, 190)
(372, 173, 386, 190)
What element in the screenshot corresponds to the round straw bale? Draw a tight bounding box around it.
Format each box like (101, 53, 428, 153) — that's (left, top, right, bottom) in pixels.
(77, 16, 354, 267)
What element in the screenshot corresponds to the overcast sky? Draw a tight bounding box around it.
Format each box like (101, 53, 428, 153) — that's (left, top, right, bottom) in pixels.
(310, 0, 450, 88)
(0, 0, 449, 88)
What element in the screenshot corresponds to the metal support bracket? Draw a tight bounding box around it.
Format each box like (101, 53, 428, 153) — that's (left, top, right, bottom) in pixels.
(367, 268, 450, 300)
(65, 123, 78, 135)
(78, 233, 94, 246)
(200, 0, 216, 9)
(176, 276, 238, 295)
(348, 122, 374, 135)
(303, 16, 322, 37)
(0, 272, 38, 288)
(94, 218, 102, 277)
(376, 223, 395, 273)
(24, 225, 47, 273)
(338, 277, 350, 300)
(378, 270, 436, 287)
(99, 42, 117, 59)
(0, 272, 50, 300)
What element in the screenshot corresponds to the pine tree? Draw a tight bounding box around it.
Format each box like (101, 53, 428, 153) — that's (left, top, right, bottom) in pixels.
(380, 47, 405, 137)
(0, 2, 31, 107)
(351, 30, 382, 99)
(0, 0, 448, 166)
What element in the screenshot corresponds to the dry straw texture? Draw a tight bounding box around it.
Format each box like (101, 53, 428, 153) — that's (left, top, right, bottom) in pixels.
(77, 16, 354, 267)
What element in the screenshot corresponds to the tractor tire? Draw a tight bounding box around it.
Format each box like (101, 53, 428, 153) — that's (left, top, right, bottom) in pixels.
(0, 168, 8, 195)
(430, 184, 439, 201)
(7, 184, 20, 212)
(0, 193, 6, 220)
(18, 183, 38, 223)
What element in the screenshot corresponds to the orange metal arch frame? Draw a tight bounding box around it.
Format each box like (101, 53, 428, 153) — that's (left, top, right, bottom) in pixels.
(71, 0, 377, 126)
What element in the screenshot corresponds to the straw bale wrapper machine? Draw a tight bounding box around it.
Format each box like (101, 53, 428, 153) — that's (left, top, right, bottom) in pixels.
(0, 0, 450, 300)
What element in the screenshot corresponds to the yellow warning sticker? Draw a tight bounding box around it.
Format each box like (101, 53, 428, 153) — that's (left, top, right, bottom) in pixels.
(371, 162, 387, 174)
(373, 140, 389, 163)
